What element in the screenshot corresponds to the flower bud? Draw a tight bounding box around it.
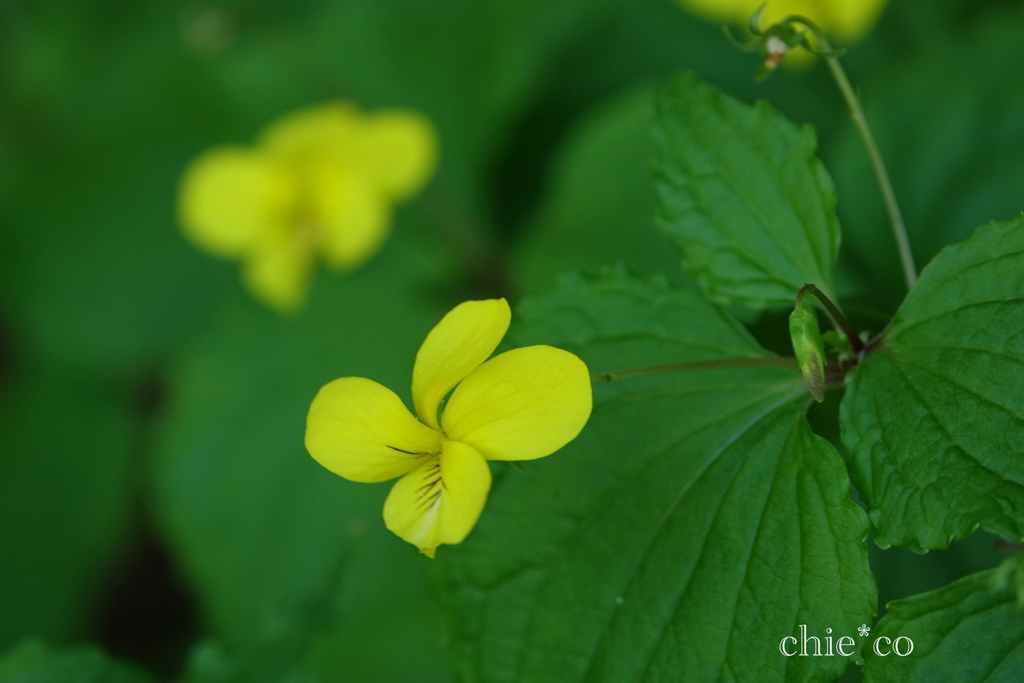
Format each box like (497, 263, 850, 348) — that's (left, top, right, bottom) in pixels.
(765, 35, 789, 69)
(789, 301, 827, 402)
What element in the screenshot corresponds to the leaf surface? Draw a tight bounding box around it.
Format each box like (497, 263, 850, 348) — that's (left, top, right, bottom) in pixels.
(437, 268, 875, 683)
(0, 641, 153, 683)
(841, 217, 1024, 551)
(863, 570, 1024, 683)
(654, 72, 841, 308)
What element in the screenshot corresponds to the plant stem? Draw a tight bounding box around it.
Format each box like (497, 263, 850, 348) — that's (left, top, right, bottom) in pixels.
(590, 356, 798, 383)
(995, 540, 1024, 555)
(797, 284, 865, 354)
(823, 54, 917, 291)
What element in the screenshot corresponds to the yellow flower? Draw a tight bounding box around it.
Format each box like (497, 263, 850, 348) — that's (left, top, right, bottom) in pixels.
(177, 102, 438, 312)
(678, 0, 889, 43)
(304, 299, 592, 557)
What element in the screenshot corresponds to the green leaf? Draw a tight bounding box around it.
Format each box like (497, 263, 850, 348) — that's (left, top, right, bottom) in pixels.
(436, 268, 875, 683)
(862, 569, 1024, 683)
(841, 217, 1024, 552)
(0, 641, 153, 683)
(177, 583, 334, 683)
(152, 231, 452, 682)
(514, 86, 682, 295)
(654, 72, 841, 309)
(0, 372, 134, 649)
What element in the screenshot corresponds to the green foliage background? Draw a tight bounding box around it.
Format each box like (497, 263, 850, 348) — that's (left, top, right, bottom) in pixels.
(0, 0, 1021, 681)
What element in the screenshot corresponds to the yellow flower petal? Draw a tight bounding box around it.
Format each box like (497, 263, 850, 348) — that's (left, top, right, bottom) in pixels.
(307, 159, 391, 271)
(827, 0, 889, 43)
(383, 440, 491, 556)
(259, 102, 362, 165)
(676, 0, 747, 24)
(677, 0, 889, 43)
(355, 111, 438, 200)
(305, 377, 443, 483)
(241, 224, 316, 313)
(178, 147, 295, 258)
(411, 299, 511, 430)
(261, 102, 437, 201)
(441, 345, 592, 461)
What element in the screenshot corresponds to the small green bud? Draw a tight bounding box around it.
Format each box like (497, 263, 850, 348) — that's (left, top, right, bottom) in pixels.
(789, 301, 827, 402)
(820, 330, 850, 353)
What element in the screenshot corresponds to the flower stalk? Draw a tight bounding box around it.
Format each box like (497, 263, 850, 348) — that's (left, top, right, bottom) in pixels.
(590, 357, 798, 383)
(818, 34, 918, 291)
(728, 9, 918, 291)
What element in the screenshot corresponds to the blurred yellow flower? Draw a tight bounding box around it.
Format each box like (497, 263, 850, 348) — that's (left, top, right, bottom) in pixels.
(305, 299, 592, 557)
(178, 103, 438, 312)
(678, 0, 889, 43)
